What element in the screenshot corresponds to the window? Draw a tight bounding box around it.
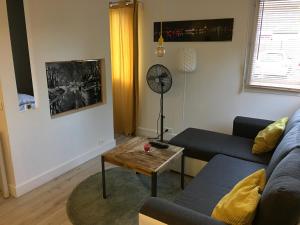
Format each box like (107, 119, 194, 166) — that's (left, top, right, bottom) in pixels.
(247, 0, 300, 92)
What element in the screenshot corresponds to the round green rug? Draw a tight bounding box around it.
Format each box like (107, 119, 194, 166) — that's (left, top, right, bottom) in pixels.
(67, 167, 187, 225)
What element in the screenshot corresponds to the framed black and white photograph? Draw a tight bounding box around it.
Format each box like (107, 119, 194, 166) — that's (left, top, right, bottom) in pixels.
(45, 59, 104, 117)
(154, 18, 234, 42)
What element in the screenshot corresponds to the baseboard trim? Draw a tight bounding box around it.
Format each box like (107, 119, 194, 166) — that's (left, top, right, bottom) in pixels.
(136, 127, 177, 140)
(9, 139, 116, 197)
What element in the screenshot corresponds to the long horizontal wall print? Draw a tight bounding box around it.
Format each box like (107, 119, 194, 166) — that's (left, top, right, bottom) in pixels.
(46, 59, 104, 116)
(154, 18, 234, 42)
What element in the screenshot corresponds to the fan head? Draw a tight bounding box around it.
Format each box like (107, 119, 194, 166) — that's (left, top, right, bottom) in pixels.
(146, 64, 172, 94)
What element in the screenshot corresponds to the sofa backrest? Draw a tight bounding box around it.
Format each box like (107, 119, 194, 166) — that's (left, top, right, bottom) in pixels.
(266, 125, 300, 178)
(254, 148, 300, 225)
(284, 108, 300, 135)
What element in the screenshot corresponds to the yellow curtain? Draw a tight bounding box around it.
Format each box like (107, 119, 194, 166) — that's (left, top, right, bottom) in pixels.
(133, 0, 139, 134)
(110, 6, 135, 135)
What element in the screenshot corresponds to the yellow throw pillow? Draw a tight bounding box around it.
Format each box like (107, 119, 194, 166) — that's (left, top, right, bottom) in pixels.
(252, 117, 288, 154)
(211, 169, 266, 225)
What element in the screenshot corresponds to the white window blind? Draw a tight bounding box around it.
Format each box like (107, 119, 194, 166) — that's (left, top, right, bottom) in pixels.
(248, 0, 300, 91)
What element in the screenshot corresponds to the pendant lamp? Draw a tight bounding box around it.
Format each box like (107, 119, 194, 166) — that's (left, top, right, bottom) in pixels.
(155, 21, 166, 57)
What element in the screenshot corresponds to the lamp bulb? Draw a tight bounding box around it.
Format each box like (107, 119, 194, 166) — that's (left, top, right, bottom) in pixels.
(155, 34, 166, 57)
(155, 46, 166, 57)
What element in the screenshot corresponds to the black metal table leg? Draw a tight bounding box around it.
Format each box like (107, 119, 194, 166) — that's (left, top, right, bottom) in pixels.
(101, 155, 107, 199)
(181, 154, 185, 189)
(151, 172, 157, 197)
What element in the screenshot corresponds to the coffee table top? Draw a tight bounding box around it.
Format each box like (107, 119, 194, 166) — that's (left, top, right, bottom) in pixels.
(102, 137, 184, 176)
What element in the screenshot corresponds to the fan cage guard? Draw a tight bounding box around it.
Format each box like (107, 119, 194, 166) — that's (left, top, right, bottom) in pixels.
(146, 64, 172, 94)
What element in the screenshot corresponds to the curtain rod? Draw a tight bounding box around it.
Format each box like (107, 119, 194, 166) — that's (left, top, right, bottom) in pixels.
(109, 0, 142, 8)
(109, 0, 133, 8)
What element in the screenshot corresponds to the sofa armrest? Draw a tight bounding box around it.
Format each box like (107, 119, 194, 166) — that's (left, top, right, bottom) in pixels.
(140, 197, 226, 225)
(232, 116, 274, 139)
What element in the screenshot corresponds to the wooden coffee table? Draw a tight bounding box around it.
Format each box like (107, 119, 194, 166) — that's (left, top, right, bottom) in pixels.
(101, 137, 183, 198)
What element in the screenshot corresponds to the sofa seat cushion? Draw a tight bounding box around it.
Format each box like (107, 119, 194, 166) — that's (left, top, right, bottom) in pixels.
(169, 128, 272, 164)
(174, 154, 266, 216)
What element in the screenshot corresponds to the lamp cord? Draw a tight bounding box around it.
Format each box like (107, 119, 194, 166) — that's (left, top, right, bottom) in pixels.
(182, 71, 187, 130)
(157, 96, 162, 138)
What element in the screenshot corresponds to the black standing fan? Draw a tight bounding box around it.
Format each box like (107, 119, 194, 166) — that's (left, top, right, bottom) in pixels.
(146, 64, 172, 143)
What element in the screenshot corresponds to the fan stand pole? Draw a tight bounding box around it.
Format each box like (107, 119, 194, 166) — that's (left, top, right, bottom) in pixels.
(160, 83, 164, 143)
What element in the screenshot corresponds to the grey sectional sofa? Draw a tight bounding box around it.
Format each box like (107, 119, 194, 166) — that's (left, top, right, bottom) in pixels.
(139, 109, 300, 225)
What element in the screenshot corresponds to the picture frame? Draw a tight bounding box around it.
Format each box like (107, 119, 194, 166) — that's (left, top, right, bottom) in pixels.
(45, 59, 105, 117)
(154, 18, 234, 42)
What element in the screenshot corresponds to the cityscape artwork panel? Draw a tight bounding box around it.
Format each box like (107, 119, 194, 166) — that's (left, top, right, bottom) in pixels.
(154, 18, 234, 42)
(46, 59, 103, 116)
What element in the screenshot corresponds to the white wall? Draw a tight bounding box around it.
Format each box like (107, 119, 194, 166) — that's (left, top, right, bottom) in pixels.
(138, 0, 300, 137)
(0, 0, 115, 196)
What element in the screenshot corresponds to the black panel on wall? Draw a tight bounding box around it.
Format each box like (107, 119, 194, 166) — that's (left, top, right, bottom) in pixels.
(6, 0, 34, 96)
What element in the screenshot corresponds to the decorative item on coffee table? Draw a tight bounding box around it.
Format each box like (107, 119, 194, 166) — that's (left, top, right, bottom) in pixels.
(101, 137, 183, 198)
